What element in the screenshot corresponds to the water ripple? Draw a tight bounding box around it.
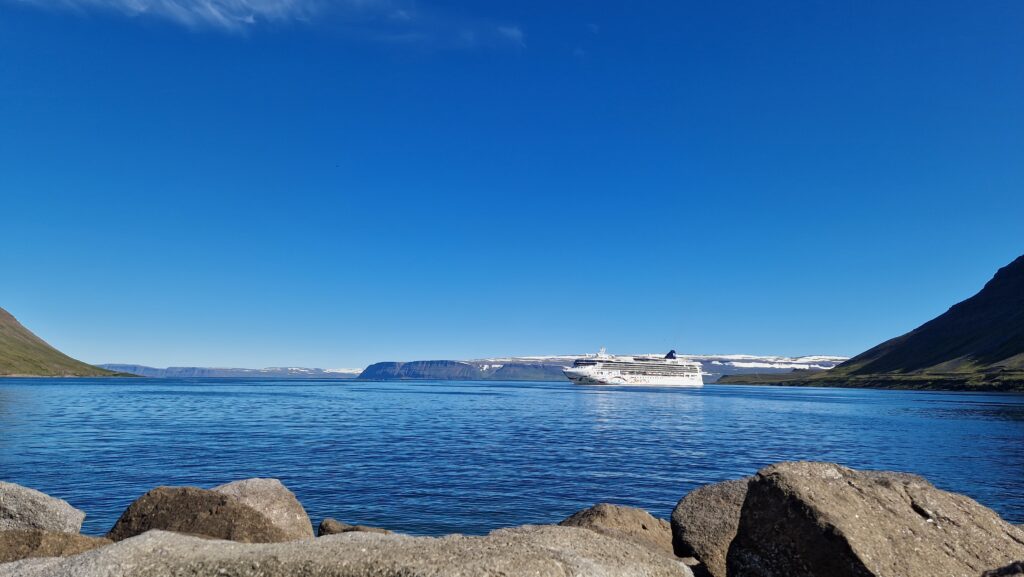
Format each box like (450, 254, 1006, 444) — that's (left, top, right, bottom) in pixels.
(0, 379, 1022, 535)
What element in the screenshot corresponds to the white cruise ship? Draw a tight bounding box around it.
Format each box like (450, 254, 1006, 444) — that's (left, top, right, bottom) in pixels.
(563, 349, 704, 387)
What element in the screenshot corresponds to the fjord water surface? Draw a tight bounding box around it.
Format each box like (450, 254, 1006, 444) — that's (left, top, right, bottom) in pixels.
(1, 378, 1022, 535)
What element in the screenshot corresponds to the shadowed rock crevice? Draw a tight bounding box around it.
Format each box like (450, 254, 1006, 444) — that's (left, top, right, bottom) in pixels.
(728, 476, 874, 577)
(671, 478, 749, 577)
(983, 561, 1024, 577)
(318, 518, 392, 536)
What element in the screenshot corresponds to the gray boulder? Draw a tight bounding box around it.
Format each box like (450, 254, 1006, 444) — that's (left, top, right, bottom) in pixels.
(0, 525, 695, 577)
(317, 518, 392, 536)
(0, 481, 85, 534)
(727, 461, 1024, 577)
(0, 530, 110, 563)
(559, 502, 675, 556)
(106, 486, 293, 543)
(670, 477, 749, 577)
(212, 478, 313, 540)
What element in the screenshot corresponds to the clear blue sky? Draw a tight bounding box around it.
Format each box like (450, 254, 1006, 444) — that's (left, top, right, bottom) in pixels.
(1, 1, 1021, 368)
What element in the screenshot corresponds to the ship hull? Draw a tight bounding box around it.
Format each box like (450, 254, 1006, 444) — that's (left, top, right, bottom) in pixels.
(563, 369, 703, 388)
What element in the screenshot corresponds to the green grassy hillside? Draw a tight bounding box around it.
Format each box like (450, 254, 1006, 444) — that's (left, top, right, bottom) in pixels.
(0, 307, 116, 377)
(721, 255, 1024, 391)
(835, 255, 1024, 376)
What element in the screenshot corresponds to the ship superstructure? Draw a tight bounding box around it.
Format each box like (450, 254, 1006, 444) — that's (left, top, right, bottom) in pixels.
(563, 349, 704, 387)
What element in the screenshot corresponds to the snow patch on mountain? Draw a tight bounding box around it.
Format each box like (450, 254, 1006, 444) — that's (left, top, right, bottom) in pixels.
(466, 353, 848, 382)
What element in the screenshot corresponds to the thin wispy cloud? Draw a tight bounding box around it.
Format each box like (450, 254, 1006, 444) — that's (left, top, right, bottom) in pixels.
(11, 0, 527, 48)
(496, 25, 524, 47)
(13, 0, 341, 29)
(388, 7, 412, 22)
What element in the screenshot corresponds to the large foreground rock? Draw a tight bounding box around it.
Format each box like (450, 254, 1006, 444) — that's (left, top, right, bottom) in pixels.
(0, 525, 695, 577)
(727, 461, 1024, 577)
(0, 481, 85, 533)
(0, 530, 110, 563)
(671, 478, 749, 577)
(318, 518, 392, 536)
(212, 478, 312, 540)
(106, 486, 293, 543)
(559, 502, 675, 556)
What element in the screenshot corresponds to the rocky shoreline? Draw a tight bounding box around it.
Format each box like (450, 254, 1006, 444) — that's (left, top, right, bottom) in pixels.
(2, 462, 1023, 576)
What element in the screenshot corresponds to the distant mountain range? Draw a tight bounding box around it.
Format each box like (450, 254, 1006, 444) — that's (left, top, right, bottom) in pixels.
(99, 355, 847, 382)
(0, 304, 851, 385)
(721, 254, 1024, 390)
(0, 307, 116, 377)
(97, 365, 362, 379)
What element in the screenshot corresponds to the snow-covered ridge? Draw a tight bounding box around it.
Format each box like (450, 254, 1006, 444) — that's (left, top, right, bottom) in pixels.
(465, 353, 848, 383)
(261, 367, 363, 375)
(695, 355, 848, 371)
(472, 353, 847, 367)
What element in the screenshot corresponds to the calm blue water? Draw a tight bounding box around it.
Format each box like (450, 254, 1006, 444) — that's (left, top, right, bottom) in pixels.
(1, 378, 1022, 536)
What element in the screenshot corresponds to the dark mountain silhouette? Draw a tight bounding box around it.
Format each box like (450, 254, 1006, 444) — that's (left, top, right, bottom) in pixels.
(721, 255, 1024, 390)
(837, 254, 1024, 375)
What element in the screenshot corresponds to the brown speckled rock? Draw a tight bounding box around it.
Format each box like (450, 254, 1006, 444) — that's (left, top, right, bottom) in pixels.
(559, 502, 675, 557)
(106, 486, 293, 543)
(0, 530, 111, 563)
(212, 478, 312, 540)
(727, 461, 1024, 577)
(670, 477, 749, 577)
(317, 518, 392, 536)
(0, 525, 695, 577)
